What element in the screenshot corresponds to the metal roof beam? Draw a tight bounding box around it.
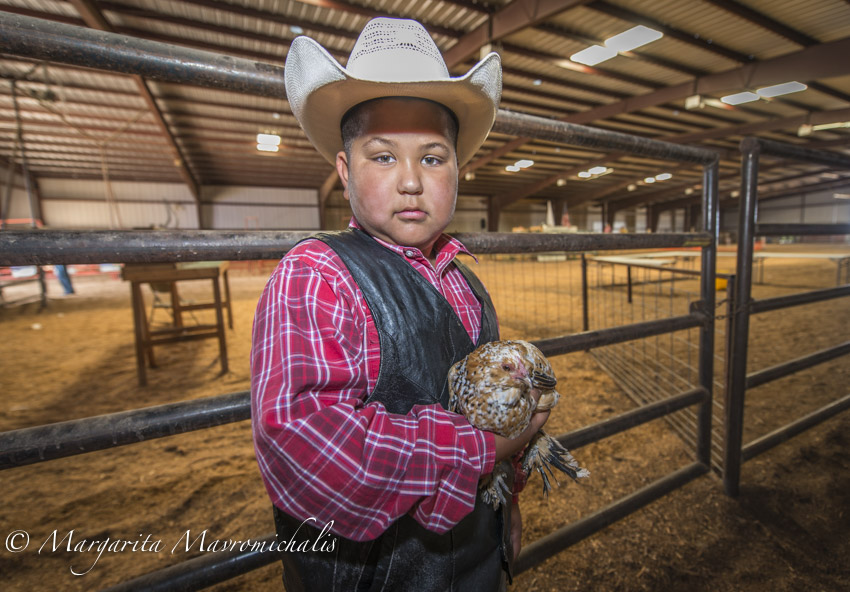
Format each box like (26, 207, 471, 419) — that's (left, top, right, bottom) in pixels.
(443, 0, 593, 68)
(704, 0, 818, 47)
(67, 0, 200, 201)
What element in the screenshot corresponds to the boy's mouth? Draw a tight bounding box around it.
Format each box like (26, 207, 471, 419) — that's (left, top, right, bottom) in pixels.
(397, 208, 427, 221)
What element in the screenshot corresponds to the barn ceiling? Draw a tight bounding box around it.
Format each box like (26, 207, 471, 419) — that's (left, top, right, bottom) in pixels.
(1, 0, 850, 220)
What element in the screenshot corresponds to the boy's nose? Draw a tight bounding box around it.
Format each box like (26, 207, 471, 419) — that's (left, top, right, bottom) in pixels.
(397, 162, 423, 195)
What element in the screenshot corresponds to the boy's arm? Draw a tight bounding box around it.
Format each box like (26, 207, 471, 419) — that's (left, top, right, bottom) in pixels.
(251, 249, 496, 542)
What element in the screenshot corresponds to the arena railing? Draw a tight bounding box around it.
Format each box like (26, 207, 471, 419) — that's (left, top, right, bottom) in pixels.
(0, 12, 720, 589)
(722, 136, 850, 496)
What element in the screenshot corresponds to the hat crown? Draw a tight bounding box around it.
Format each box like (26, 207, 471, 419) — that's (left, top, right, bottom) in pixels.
(347, 18, 450, 82)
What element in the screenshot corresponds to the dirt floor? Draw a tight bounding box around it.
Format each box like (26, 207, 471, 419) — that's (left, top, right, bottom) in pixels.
(1, 245, 849, 591)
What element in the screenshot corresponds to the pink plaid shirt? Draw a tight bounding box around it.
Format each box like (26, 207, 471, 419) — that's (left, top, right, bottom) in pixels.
(251, 222, 499, 542)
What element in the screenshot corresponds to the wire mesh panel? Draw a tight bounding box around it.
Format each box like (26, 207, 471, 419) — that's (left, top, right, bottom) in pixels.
(472, 252, 586, 340)
(586, 255, 729, 472)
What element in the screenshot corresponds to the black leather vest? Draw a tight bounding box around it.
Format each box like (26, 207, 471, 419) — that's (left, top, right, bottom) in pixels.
(273, 228, 509, 591)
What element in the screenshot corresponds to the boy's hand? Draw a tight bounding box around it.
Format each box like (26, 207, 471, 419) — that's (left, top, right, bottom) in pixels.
(492, 388, 550, 462)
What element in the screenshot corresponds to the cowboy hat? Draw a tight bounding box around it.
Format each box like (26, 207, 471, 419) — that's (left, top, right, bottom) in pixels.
(284, 17, 502, 166)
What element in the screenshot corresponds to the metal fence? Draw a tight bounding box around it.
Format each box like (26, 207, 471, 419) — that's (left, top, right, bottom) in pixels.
(0, 12, 725, 590)
(722, 137, 850, 496)
(585, 257, 733, 474)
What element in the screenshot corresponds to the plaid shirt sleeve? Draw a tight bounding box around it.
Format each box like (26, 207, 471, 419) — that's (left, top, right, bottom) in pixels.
(251, 239, 496, 542)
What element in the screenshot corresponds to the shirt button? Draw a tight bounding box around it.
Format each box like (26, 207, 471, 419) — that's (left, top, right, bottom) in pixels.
(404, 249, 416, 258)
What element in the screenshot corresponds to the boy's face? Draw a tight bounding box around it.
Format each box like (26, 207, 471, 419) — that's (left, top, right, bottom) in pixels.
(336, 98, 458, 258)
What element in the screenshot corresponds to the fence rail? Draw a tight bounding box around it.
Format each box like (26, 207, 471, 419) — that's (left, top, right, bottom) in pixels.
(0, 230, 712, 266)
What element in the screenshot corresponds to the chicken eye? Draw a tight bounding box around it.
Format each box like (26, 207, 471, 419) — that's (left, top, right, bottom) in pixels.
(501, 364, 512, 372)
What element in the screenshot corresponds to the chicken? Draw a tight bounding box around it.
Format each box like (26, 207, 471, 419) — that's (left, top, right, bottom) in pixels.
(448, 339, 589, 509)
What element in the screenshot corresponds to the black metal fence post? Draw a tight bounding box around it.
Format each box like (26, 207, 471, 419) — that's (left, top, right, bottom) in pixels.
(723, 139, 761, 496)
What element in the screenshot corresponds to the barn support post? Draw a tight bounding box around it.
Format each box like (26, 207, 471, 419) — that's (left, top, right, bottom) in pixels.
(723, 139, 760, 497)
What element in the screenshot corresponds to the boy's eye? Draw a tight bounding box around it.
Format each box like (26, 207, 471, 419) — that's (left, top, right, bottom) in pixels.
(422, 156, 443, 166)
(374, 154, 395, 164)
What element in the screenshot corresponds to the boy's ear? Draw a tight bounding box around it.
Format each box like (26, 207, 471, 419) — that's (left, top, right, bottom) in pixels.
(335, 151, 350, 201)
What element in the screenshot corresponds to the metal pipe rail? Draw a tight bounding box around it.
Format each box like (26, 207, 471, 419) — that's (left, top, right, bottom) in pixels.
(749, 284, 850, 314)
(99, 533, 280, 592)
(746, 341, 850, 390)
(558, 387, 708, 450)
(755, 223, 850, 236)
(514, 461, 709, 574)
(0, 322, 705, 470)
(0, 392, 249, 470)
(0, 230, 713, 266)
(724, 136, 850, 496)
(741, 393, 850, 462)
(536, 313, 707, 358)
(0, 12, 718, 168)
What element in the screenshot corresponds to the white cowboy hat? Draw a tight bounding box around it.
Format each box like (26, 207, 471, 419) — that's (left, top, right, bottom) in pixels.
(284, 17, 502, 166)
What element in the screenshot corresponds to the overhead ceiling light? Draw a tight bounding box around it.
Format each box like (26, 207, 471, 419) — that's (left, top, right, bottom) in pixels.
(833, 193, 850, 199)
(655, 172, 672, 181)
(684, 187, 694, 195)
(731, 190, 740, 198)
(604, 25, 663, 52)
(757, 81, 807, 98)
(570, 45, 618, 66)
(257, 133, 281, 145)
(515, 159, 534, 168)
(720, 91, 760, 105)
(257, 144, 279, 152)
(290, 25, 304, 35)
(532, 79, 542, 86)
(577, 171, 592, 178)
(506, 165, 521, 172)
(644, 177, 656, 183)
(556, 178, 567, 186)
(627, 184, 637, 192)
(588, 166, 607, 175)
(464, 171, 476, 181)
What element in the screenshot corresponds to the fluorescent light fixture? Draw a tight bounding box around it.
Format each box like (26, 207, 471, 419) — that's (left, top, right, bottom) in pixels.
(257, 144, 279, 152)
(604, 25, 663, 52)
(464, 171, 475, 181)
(627, 184, 637, 192)
(833, 193, 850, 199)
(533, 79, 542, 86)
(290, 25, 304, 35)
(578, 171, 592, 178)
(720, 91, 759, 105)
(556, 178, 567, 187)
(757, 81, 807, 98)
(655, 173, 672, 181)
(684, 187, 694, 195)
(644, 177, 656, 184)
(588, 166, 607, 175)
(570, 45, 617, 66)
(515, 159, 534, 168)
(506, 165, 521, 172)
(685, 95, 703, 110)
(257, 133, 281, 145)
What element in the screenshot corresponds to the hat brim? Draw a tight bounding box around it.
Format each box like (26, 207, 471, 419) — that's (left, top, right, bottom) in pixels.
(284, 36, 502, 167)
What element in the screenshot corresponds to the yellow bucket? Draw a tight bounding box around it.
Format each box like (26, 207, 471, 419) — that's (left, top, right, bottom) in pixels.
(715, 278, 728, 291)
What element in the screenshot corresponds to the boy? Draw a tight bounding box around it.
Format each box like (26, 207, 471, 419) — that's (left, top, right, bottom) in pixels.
(251, 17, 549, 591)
